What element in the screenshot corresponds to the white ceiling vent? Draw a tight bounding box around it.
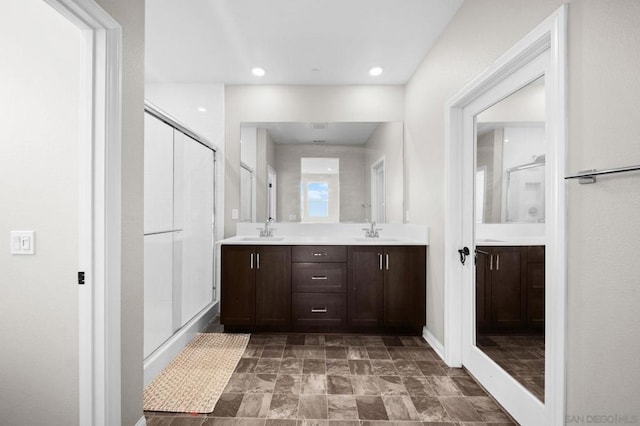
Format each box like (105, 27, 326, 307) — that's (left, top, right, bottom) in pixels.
(309, 122, 329, 130)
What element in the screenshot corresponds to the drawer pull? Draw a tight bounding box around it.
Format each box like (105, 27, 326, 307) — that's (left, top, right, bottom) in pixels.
(311, 275, 328, 280)
(312, 252, 328, 257)
(311, 307, 328, 313)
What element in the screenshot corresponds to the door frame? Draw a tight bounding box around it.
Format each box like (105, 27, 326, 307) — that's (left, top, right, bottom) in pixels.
(443, 6, 566, 425)
(44, 1, 122, 425)
(370, 156, 386, 223)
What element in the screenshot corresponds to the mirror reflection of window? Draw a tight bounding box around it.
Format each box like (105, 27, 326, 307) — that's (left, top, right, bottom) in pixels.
(307, 182, 329, 217)
(300, 157, 339, 222)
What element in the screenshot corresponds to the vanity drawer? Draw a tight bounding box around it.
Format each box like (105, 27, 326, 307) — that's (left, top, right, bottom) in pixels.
(292, 293, 346, 328)
(292, 263, 346, 293)
(292, 245, 346, 263)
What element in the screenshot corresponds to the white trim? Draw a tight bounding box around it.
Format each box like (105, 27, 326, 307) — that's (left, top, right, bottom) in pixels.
(135, 416, 147, 426)
(422, 327, 445, 362)
(43, 1, 123, 425)
(143, 302, 219, 386)
(444, 6, 567, 426)
(370, 156, 386, 223)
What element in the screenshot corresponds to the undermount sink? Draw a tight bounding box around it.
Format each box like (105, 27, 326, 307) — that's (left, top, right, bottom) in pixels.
(353, 237, 399, 242)
(238, 236, 285, 242)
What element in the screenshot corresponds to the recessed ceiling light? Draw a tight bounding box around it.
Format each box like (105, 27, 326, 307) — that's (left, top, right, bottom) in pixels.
(251, 67, 266, 77)
(369, 66, 383, 76)
(197, 107, 207, 113)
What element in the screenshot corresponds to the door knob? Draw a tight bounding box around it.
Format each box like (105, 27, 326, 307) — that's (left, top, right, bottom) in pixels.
(458, 247, 470, 265)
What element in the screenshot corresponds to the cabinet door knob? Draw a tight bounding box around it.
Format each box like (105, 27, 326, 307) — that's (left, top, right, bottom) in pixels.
(311, 276, 328, 280)
(386, 253, 390, 270)
(250, 253, 254, 269)
(311, 307, 328, 313)
(378, 253, 383, 270)
(312, 252, 328, 257)
(256, 253, 260, 269)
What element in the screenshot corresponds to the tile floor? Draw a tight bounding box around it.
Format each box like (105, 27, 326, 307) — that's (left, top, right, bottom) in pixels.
(476, 334, 545, 401)
(145, 329, 517, 426)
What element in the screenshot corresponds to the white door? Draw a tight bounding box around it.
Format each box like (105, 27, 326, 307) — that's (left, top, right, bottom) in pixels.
(460, 50, 550, 425)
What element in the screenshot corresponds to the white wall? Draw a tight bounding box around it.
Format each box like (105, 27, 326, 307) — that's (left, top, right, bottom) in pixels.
(145, 83, 225, 149)
(0, 1, 81, 424)
(404, 0, 640, 419)
(224, 85, 405, 237)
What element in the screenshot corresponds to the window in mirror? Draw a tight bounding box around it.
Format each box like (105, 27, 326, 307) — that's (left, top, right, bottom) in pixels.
(300, 157, 339, 222)
(306, 182, 329, 217)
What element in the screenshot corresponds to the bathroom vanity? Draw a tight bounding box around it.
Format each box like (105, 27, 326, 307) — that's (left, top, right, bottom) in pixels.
(219, 224, 428, 335)
(475, 243, 545, 334)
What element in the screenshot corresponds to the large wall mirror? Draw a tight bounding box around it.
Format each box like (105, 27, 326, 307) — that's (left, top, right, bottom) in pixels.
(240, 122, 404, 224)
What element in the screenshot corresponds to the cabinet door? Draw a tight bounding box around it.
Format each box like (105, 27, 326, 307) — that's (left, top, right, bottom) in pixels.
(490, 246, 526, 331)
(475, 246, 490, 333)
(527, 245, 545, 330)
(383, 246, 426, 331)
(255, 246, 291, 326)
(348, 246, 383, 328)
(221, 246, 255, 326)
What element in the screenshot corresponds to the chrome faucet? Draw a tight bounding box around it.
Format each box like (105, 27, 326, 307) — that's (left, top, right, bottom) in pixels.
(362, 221, 382, 238)
(257, 219, 276, 237)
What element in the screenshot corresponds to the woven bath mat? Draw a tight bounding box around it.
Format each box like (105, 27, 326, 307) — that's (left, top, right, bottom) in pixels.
(143, 333, 249, 413)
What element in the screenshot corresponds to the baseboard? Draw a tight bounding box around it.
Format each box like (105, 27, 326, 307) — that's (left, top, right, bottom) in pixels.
(134, 415, 147, 426)
(423, 326, 446, 362)
(143, 301, 219, 386)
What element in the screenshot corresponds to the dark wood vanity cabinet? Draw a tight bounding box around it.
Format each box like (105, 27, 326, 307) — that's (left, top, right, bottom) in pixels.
(221, 244, 426, 334)
(221, 245, 291, 329)
(291, 246, 347, 329)
(476, 245, 544, 334)
(384, 246, 426, 332)
(526, 245, 545, 331)
(348, 246, 426, 333)
(347, 246, 383, 328)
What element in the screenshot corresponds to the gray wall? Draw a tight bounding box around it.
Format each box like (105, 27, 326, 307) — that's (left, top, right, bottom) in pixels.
(404, 0, 640, 418)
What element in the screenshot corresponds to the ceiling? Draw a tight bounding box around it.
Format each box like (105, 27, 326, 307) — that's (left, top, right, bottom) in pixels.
(145, 0, 464, 85)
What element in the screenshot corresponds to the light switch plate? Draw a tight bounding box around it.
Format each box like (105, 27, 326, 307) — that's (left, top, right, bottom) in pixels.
(231, 209, 239, 220)
(10, 230, 35, 255)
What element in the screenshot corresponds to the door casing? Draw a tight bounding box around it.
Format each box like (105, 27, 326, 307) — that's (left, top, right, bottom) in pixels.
(43, 1, 123, 424)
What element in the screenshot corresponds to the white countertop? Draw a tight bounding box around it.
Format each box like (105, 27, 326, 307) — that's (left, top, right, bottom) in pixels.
(219, 223, 429, 246)
(218, 235, 426, 246)
(475, 238, 545, 246)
